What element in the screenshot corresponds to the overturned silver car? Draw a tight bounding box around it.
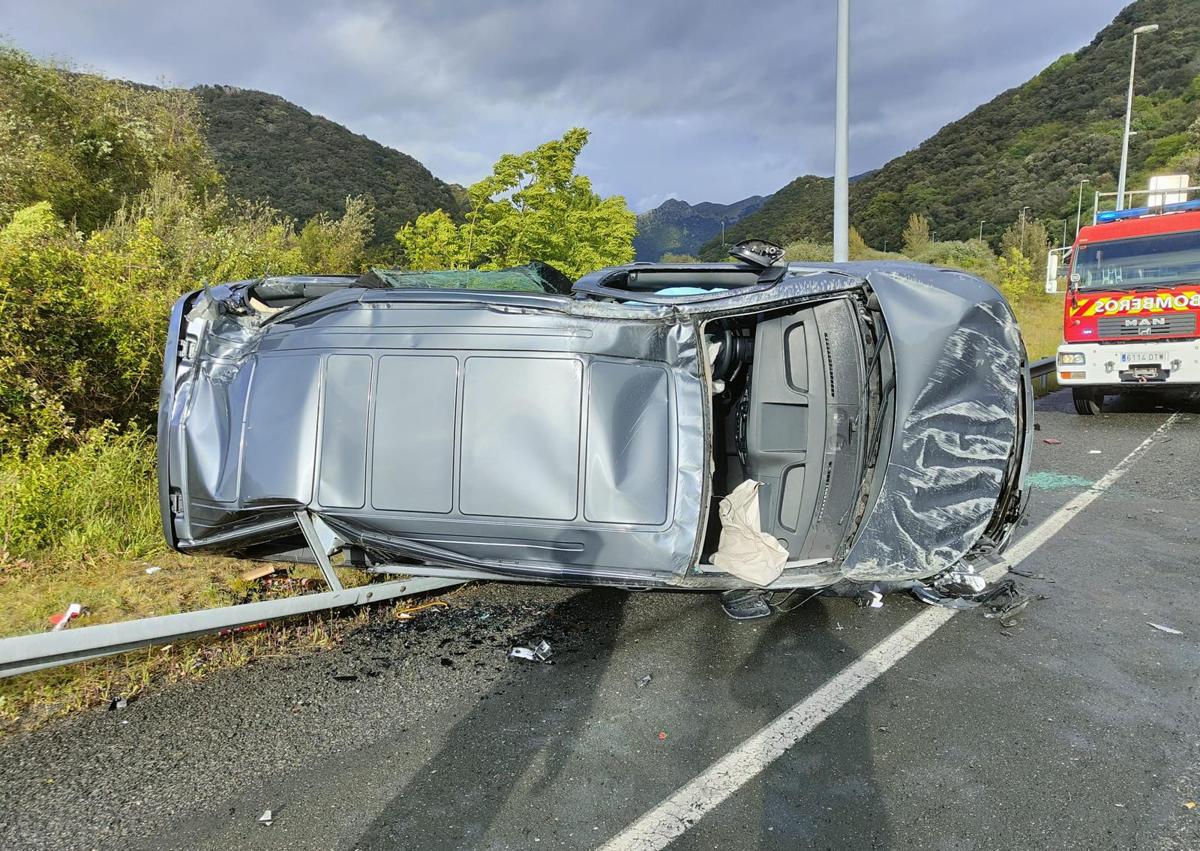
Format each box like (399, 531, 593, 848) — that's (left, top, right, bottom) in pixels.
(158, 242, 1032, 597)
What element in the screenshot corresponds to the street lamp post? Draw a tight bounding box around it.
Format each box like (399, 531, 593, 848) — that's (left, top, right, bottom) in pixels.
(1020, 206, 1031, 240)
(833, 0, 850, 262)
(1075, 178, 1090, 238)
(978, 219, 986, 241)
(1116, 24, 1160, 210)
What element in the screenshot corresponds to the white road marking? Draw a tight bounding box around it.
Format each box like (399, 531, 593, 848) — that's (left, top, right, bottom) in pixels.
(598, 412, 1182, 851)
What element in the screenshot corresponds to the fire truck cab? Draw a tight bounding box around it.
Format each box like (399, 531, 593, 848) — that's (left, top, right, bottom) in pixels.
(1057, 190, 1200, 414)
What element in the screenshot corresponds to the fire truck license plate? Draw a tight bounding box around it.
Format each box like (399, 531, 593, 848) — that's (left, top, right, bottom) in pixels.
(1120, 354, 1162, 364)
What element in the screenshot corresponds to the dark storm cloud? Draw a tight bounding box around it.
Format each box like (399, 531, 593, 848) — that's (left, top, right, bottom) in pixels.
(1, 0, 1131, 209)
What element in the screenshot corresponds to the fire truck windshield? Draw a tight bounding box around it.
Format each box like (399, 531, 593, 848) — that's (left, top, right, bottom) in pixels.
(1075, 229, 1200, 291)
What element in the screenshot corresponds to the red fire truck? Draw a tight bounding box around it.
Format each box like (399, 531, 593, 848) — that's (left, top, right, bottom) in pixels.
(1056, 187, 1200, 414)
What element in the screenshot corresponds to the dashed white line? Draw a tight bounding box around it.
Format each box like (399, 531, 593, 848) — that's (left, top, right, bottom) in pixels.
(597, 412, 1182, 851)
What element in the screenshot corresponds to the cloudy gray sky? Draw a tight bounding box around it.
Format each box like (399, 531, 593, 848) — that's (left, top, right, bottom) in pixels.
(2, 0, 1131, 210)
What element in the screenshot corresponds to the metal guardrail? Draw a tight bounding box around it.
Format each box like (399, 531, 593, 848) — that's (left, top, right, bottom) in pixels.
(0, 511, 463, 679)
(1030, 356, 1056, 396)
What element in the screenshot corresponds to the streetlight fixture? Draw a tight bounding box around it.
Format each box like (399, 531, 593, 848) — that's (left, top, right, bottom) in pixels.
(1020, 206, 1031, 240)
(1075, 178, 1090, 238)
(833, 0, 850, 262)
(1116, 23, 1160, 210)
(978, 219, 986, 241)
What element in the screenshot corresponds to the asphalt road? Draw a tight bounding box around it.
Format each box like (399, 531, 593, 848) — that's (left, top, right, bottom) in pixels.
(0, 388, 1197, 851)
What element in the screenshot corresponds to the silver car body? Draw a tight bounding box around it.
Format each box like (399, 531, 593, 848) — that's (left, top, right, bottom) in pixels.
(158, 261, 1032, 591)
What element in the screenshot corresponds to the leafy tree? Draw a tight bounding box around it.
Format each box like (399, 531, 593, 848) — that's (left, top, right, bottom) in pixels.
(396, 209, 463, 270)
(996, 246, 1035, 306)
(902, 213, 931, 256)
(1001, 217, 1050, 284)
(0, 46, 219, 232)
(0, 203, 89, 453)
(297, 196, 374, 274)
(397, 129, 635, 278)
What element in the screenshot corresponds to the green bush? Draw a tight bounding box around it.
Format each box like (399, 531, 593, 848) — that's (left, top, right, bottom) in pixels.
(0, 426, 159, 563)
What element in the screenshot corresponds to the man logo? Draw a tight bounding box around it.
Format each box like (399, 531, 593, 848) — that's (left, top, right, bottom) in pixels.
(1123, 317, 1167, 327)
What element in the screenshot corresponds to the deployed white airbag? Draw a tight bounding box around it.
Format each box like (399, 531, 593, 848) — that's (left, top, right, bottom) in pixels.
(712, 480, 788, 586)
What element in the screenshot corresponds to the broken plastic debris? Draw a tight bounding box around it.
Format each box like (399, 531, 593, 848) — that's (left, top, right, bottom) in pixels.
(1042, 437, 1062, 445)
(508, 639, 553, 663)
(657, 731, 668, 741)
(637, 675, 653, 688)
(1147, 622, 1182, 635)
(240, 564, 279, 582)
(144, 566, 162, 575)
(855, 590, 884, 609)
(1185, 801, 1196, 810)
(258, 809, 274, 826)
(934, 568, 987, 596)
(1088, 449, 1101, 455)
(394, 600, 450, 621)
(107, 697, 128, 711)
(49, 603, 82, 631)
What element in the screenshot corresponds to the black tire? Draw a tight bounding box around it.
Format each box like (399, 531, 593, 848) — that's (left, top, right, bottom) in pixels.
(1073, 387, 1102, 415)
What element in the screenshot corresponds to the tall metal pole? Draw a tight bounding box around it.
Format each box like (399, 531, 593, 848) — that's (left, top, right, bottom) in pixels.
(1075, 178, 1089, 238)
(1117, 25, 1159, 210)
(832, 0, 850, 262)
(978, 219, 986, 241)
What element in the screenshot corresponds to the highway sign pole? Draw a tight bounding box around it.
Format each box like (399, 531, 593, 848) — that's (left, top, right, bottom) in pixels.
(833, 0, 850, 262)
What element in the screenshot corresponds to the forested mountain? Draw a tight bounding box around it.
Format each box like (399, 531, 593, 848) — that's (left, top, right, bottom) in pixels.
(700, 0, 1200, 259)
(634, 194, 770, 260)
(195, 85, 461, 244)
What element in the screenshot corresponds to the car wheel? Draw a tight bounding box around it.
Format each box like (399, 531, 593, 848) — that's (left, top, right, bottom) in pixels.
(1072, 387, 1102, 415)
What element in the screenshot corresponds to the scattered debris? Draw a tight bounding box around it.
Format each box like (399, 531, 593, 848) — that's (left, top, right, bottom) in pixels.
(49, 603, 82, 631)
(107, 697, 128, 711)
(218, 622, 267, 637)
(933, 568, 987, 596)
(1147, 622, 1183, 635)
(508, 639, 553, 663)
(912, 575, 1034, 626)
(1033, 422, 1041, 431)
(1009, 568, 1056, 583)
(240, 564, 279, 582)
(1088, 449, 1102, 455)
(657, 731, 668, 741)
(331, 672, 359, 681)
(395, 600, 450, 621)
(258, 809, 274, 826)
(637, 675, 653, 688)
(863, 590, 884, 609)
(1042, 437, 1062, 445)
(1185, 801, 1197, 810)
(144, 566, 162, 575)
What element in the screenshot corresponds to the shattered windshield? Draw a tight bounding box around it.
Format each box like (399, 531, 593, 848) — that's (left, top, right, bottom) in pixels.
(360, 261, 572, 294)
(1075, 230, 1200, 291)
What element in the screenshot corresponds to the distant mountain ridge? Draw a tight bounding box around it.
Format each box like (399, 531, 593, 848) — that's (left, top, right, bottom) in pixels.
(634, 194, 770, 261)
(699, 0, 1200, 259)
(195, 85, 461, 244)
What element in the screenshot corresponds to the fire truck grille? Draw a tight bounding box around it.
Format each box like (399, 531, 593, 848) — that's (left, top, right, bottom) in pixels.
(1098, 313, 1197, 337)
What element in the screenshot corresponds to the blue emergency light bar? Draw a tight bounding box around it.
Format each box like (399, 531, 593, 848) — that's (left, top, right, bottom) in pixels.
(1096, 197, 1200, 223)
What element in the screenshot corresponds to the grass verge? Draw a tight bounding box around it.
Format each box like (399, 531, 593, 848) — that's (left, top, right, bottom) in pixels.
(1014, 292, 1065, 361)
(0, 551, 431, 733)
